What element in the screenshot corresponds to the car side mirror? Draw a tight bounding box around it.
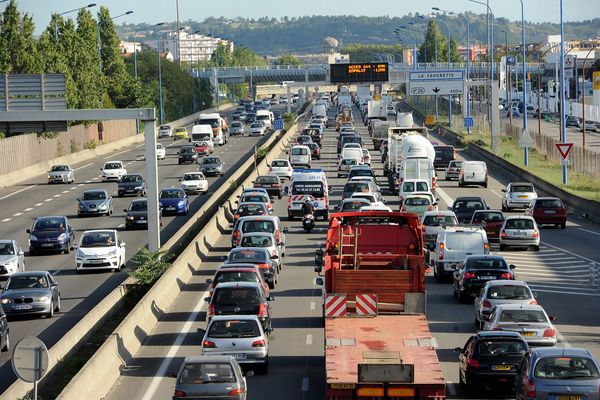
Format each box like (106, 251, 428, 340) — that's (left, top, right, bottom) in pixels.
(204, 297, 211, 302)
(283, 227, 289, 234)
(123, 209, 128, 213)
(166, 372, 177, 378)
(267, 296, 275, 301)
(315, 277, 324, 286)
(26, 229, 31, 234)
(206, 278, 213, 284)
(265, 327, 273, 334)
(245, 370, 255, 377)
(120, 242, 126, 247)
(453, 347, 463, 354)
(550, 316, 557, 321)
(502, 189, 507, 192)
(196, 328, 206, 335)
(18, 250, 24, 256)
(509, 264, 516, 269)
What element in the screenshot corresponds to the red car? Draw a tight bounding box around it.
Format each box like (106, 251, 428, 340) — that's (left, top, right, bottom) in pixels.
(194, 142, 211, 156)
(525, 197, 567, 229)
(471, 210, 505, 242)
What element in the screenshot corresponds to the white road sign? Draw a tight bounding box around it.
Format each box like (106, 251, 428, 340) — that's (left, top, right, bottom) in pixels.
(408, 81, 463, 96)
(518, 130, 535, 148)
(409, 70, 464, 81)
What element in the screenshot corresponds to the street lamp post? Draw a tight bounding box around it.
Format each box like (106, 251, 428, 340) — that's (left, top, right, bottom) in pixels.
(54, 3, 96, 40)
(469, 0, 495, 122)
(395, 28, 418, 70)
(581, 44, 600, 150)
(519, 0, 529, 166)
(559, 0, 568, 184)
(97, 11, 133, 73)
(432, 15, 453, 127)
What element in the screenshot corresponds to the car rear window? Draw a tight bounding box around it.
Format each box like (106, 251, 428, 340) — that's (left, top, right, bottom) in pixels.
(404, 197, 431, 206)
(241, 235, 273, 247)
(453, 200, 484, 212)
(213, 287, 261, 305)
(271, 160, 288, 167)
(435, 147, 454, 157)
(535, 199, 563, 209)
(291, 147, 308, 155)
(476, 339, 527, 356)
(487, 285, 532, 300)
(240, 220, 274, 233)
(423, 215, 457, 226)
(534, 357, 600, 379)
(341, 159, 357, 166)
(499, 310, 547, 323)
(241, 195, 269, 203)
(349, 169, 373, 177)
(341, 201, 368, 211)
(344, 182, 369, 193)
(511, 185, 534, 192)
(208, 319, 261, 338)
(472, 212, 504, 222)
(256, 176, 278, 183)
(214, 271, 259, 285)
(446, 232, 484, 250)
(229, 249, 267, 262)
(179, 363, 236, 384)
(465, 258, 508, 270)
(505, 219, 535, 229)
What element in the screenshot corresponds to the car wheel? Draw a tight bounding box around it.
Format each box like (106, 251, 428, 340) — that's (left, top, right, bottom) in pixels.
(560, 223, 566, 229)
(1, 334, 9, 352)
(47, 301, 54, 318)
(483, 182, 488, 188)
(55, 295, 61, 312)
(64, 246, 70, 255)
(499, 244, 507, 251)
(532, 245, 540, 252)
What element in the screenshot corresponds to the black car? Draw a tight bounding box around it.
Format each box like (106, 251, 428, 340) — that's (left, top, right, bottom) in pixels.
(246, 112, 256, 123)
(178, 145, 198, 165)
(117, 174, 146, 197)
(124, 199, 162, 230)
(452, 255, 516, 303)
(253, 175, 283, 199)
(307, 142, 321, 160)
(27, 216, 75, 255)
(451, 196, 490, 223)
(455, 331, 528, 393)
(0, 306, 8, 352)
(224, 247, 278, 289)
(205, 282, 274, 331)
(433, 145, 455, 170)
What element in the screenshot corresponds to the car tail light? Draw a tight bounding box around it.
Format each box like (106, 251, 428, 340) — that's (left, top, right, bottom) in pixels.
(234, 214, 240, 220)
(532, 230, 539, 238)
(401, 206, 407, 211)
(482, 300, 492, 308)
(543, 328, 556, 337)
(525, 379, 536, 398)
(275, 229, 281, 244)
(500, 230, 508, 239)
(208, 304, 215, 317)
(463, 272, 477, 279)
(439, 243, 444, 260)
(252, 339, 266, 347)
(258, 303, 269, 317)
(467, 358, 480, 369)
(256, 263, 270, 271)
(229, 388, 245, 396)
(484, 243, 490, 253)
(500, 272, 514, 279)
(202, 340, 216, 348)
(529, 299, 538, 305)
(174, 390, 187, 397)
(232, 230, 241, 245)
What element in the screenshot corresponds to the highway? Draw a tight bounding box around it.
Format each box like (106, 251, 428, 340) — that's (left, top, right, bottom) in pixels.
(0, 106, 285, 393)
(40, 101, 600, 399)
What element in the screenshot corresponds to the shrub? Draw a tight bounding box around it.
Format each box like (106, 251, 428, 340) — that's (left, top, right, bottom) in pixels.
(128, 248, 174, 285)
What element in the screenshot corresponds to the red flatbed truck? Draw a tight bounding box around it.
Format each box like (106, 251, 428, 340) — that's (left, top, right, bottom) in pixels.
(314, 211, 446, 399)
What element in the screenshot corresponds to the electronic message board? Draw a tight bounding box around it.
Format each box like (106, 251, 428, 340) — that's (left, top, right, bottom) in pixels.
(330, 63, 389, 83)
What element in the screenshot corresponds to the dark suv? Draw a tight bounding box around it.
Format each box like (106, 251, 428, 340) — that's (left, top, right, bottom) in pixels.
(433, 145, 455, 170)
(205, 282, 274, 331)
(27, 216, 75, 255)
(177, 145, 198, 164)
(117, 174, 146, 197)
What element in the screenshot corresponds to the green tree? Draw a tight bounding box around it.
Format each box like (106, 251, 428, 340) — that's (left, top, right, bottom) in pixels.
(0, 0, 40, 73)
(231, 46, 267, 67)
(448, 37, 462, 63)
(417, 20, 446, 64)
(273, 54, 303, 66)
(340, 44, 404, 63)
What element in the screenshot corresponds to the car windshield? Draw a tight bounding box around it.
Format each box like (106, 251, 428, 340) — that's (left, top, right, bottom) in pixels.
(198, 118, 219, 128)
(344, 182, 369, 193)
(423, 215, 457, 226)
(241, 235, 273, 247)
(215, 271, 259, 285)
(291, 147, 308, 155)
(476, 340, 528, 356)
(536, 199, 563, 209)
(104, 163, 122, 169)
(121, 175, 142, 183)
(341, 201, 368, 211)
(175, 128, 186, 133)
(511, 185, 534, 192)
(404, 197, 430, 206)
(505, 219, 535, 230)
(129, 201, 147, 211)
(33, 218, 66, 231)
(402, 182, 429, 192)
(499, 310, 547, 323)
(208, 319, 261, 338)
(82, 191, 106, 200)
(256, 176, 278, 184)
(453, 200, 484, 212)
(203, 158, 220, 164)
(466, 258, 508, 270)
(487, 285, 532, 300)
(241, 220, 275, 234)
(472, 212, 504, 222)
(6, 275, 48, 290)
(229, 249, 267, 262)
(0, 243, 14, 255)
(271, 160, 288, 167)
(350, 169, 372, 177)
(238, 204, 265, 214)
(51, 165, 69, 172)
(184, 173, 204, 181)
(214, 287, 261, 306)
(80, 231, 116, 247)
(160, 189, 184, 199)
(450, 161, 463, 168)
(180, 147, 195, 154)
(178, 363, 236, 384)
(534, 357, 600, 379)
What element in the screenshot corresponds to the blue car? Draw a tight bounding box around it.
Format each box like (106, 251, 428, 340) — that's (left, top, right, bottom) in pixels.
(159, 188, 189, 216)
(27, 216, 75, 255)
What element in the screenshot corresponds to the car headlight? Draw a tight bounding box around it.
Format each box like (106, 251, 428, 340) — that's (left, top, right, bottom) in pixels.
(5, 257, 17, 265)
(58, 233, 67, 241)
(1, 298, 11, 304)
(48, 175, 52, 179)
(76, 249, 84, 258)
(177, 201, 185, 207)
(126, 216, 135, 220)
(79, 203, 85, 209)
(30, 234, 38, 241)
(134, 186, 143, 190)
(34, 296, 49, 302)
(98, 204, 107, 210)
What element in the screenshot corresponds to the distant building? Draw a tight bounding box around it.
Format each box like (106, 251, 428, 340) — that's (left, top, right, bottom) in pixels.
(119, 41, 141, 55)
(144, 31, 232, 64)
(542, 35, 600, 63)
(292, 52, 350, 64)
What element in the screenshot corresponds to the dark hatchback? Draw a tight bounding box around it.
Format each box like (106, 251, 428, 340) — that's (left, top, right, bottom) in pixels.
(451, 196, 490, 223)
(177, 145, 198, 165)
(124, 199, 162, 230)
(433, 145, 456, 170)
(306, 142, 321, 160)
(117, 174, 146, 197)
(456, 331, 528, 393)
(253, 175, 283, 199)
(525, 197, 567, 229)
(27, 216, 75, 255)
(453, 255, 515, 303)
(471, 210, 505, 242)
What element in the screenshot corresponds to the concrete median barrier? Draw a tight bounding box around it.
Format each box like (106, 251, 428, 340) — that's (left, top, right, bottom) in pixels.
(53, 118, 302, 399)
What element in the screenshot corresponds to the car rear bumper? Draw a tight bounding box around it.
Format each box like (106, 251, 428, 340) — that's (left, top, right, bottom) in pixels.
(466, 370, 517, 386)
(533, 216, 567, 225)
(500, 238, 540, 247)
(506, 200, 534, 208)
(118, 188, 144, 196)
(30, 241, 68, 252)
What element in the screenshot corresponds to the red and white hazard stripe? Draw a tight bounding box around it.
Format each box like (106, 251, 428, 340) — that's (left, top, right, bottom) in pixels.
(325, 294, 347, 317)
(355, 293, 378, 316)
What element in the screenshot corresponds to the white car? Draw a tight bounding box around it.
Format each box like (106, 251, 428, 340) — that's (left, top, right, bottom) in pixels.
(359, 205, 392, 212)
(268, 159, 293, 179)
(75, 230, 126, 273)
(250, 122, 266, 136)
(0, 240, 25, 280)
(361, 149, 371, 165)
(350, 192, 385, 207)
(156, 143, 166, 160)
(100, 161, 127, 182)
(179, 172, 208, 195)
(158, 125, 173, 138)
(499, 215, 540, 251)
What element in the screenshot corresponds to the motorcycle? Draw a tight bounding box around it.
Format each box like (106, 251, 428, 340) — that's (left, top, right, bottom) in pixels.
(302, 213, 315, 232)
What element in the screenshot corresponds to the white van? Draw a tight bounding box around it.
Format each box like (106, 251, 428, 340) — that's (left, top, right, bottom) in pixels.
(459, 161, 488, 188)
(340, 147, 363, 164)
(289, 145, 311, 168)
(255, 109, 274, 129)
(285, 169, 329, 220)
(432, 226, 490, 280)
(190, 124, 213, 144)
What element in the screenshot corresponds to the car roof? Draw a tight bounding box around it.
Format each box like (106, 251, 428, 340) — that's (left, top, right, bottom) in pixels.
(104, 160, 123, 164)
(464, 255, 506, 261)
(530, 347, 594, 358)
(423, 211, 456, 217)
(183, 355, 237, 364)
(82, 229, 118, 234)
(504, 215, 535, 220)
(494, 303, 544, 311)
(214, 281, 261, 289)
(237, 216, 278, 222)
(535, 196, 561, 201)
(209, 315, 262, 322)
(35, 215, 67, 220)
(484, 279, 529, 287)
(341, 198, 370, 204)
(83, 188, 108, 193)
(218, 263, 261, 270)
(9, 271, 48, 278)
(240, 232, 275, 238)
(476, 331, 524, 339)
(455, 196, 485, 201)
(509, 182, 534, 186)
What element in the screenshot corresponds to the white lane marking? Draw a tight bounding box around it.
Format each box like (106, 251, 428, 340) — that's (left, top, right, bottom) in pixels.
(70, 187, 77, 190)
(435, 187, 454, 206)
(1, 218, 11, 222)
(12, 212, 22, 216)
(490, 189, 503, 199)
(74, 162, 93, 171)
(117, 223, 124, 228)
(92, 177, 99, 181)
(310, 301, 316, 311)
(136, 143, 144, 148)
(103, 149, 129, 159)
(62, 190, 70, 194)
(85, 180, 92, 183)
(579, 228, 600, 236)
(301, 378, 310, 392)
(51, 270, 61, 276)
(306, 334, 313, 345)
(24, 208, 33, 212)
(0, 184, 37, 201)
(34, 202, 43, 207)
(77, 184, 85, 187)
(140, 289, 209, 400)
(53, 194, 61, 198)
(541, 241, 598, 264)
(44, 199, 52, 202)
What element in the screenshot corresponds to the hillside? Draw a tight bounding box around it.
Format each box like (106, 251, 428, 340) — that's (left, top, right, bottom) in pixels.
(118, 14, 599, 56)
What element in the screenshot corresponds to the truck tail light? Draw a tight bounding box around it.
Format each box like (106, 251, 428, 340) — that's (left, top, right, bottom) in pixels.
(174, 390, 187, 397)
(543, 328, 556, 337)
(202, 340, 216, 348)
(482, 300, 492, 308)
(252, 339, 266, 347)
(463, 272, 477, 279)
(526, 379, 536, 398)
(500, 272, 514, 279)
(467, 358, 480, 369)
(258, 303, 269, 317)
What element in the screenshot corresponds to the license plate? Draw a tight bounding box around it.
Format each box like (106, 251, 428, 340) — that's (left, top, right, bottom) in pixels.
(518, 195, 528, 199)
(521, 331, 536, 337)
(41, 243, 53, 247)
(558, 396, 581, 400)
(166, 207, 175, 211)
(15, 304, 32, 310)
(545, 210, 556, 214)
(87, 259, 104, 264)
(136, 220, 147, 224)
(232, 353, 247, 360)
(492, 365, 511, 371)
(480, 276, 496, 280)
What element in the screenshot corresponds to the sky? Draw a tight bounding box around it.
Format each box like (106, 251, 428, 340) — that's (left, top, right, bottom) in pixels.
(9, 0, 600, 35)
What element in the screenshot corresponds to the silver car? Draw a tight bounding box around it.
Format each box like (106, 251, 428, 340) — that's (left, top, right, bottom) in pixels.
(502, 182, 538, 211)
(199, 156, 224, 176)
(77, 189, 113, 217)
(483, 304, 557, 346)
(0, 240, 25, 280)
(200, 315, 269, 374)
(239, 232, 281, 271)
(47, 164, 74, 184)
(473, 280, 536, 329)
(445, 160, 463, 181)
(499, 216, 540, 251)
(0, 271, 61, 318)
